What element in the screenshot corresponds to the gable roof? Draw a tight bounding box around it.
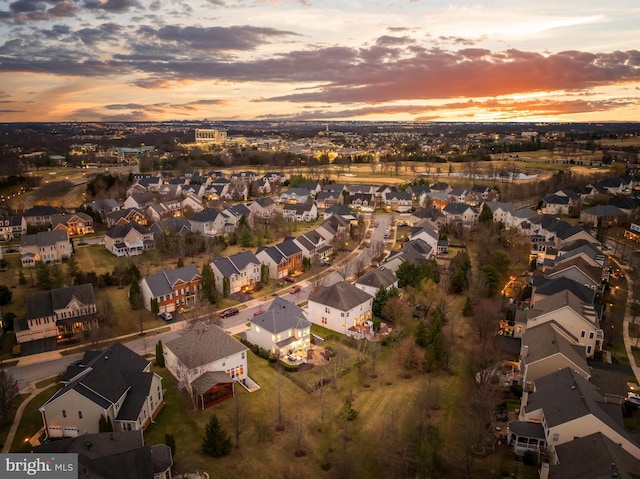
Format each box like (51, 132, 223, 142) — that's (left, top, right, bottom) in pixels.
(550, 433, 640, 479)
(528, 289, 600, 326)
(355, 266, 398, 290)
(190, 208, 224, 223)
(309, 281, 372, 311)
(212, 251, 260, 277)
(150, 216, 192, 235)
(522, 324, 588, 375)
(165, 322, 247, 368)
(105, 222, 151, 239)
(21, 230, 69, 247)
(532, 276, 596, 304)
(26, 283, 95, 321)
(142, 265, 200, 297)
(46, 343, 151, 409)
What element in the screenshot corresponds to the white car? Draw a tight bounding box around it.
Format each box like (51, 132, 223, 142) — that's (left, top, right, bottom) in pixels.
(159, 312, 173, 321)
(627, 392, 640, 406)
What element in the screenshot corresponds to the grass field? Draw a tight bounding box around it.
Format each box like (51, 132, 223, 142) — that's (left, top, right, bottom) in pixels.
(9, 385, 58, 453)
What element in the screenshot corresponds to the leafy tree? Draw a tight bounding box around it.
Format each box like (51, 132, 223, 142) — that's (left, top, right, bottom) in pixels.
(201, 263, 217, 304)
(0, 284, 12, 306)
(156, 340, 165, 367)
(478, 203, 493, 223)
(202, 415, 232, 457)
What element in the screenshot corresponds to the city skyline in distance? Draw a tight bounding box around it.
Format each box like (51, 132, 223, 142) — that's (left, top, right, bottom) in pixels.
(0, 1, 639, 124)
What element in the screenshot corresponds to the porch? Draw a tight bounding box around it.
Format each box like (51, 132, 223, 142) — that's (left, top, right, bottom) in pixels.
(507, 420, 547, 456)
(191, 371, 235, 410)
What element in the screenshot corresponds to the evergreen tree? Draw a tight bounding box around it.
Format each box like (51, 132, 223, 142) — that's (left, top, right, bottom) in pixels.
(260, 263, 270, 284)
(18, 270, 27, 285)
(35, 263, 52, 290)
(66, 255, 80, 280)
(448, 251, 471, 294)
(462, 297, 474, 317)
(478, 203, 493, 223)
(201, 263, 217, 304)
(0, 284, 12, 306)
(177, 257, 184, 268)
(156, 340, 165, 367)
(202, 415, 232, 457)
(151, 298, 159, 315)
(372, 285, 387, 318)
(165, 434, 176, 456)
(50, 264, 65, 288)
(222, 277, 230, 297)
(129, 281, 143, 309)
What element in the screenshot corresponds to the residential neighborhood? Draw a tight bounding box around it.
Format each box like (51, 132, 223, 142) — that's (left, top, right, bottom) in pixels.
(1, 122, 640, 478)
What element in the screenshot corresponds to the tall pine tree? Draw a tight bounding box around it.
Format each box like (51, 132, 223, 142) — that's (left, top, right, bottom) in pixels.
(202, 415, 232, 457)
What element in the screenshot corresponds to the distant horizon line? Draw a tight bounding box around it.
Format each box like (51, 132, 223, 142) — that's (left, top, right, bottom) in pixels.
(1, 120, 640, 125)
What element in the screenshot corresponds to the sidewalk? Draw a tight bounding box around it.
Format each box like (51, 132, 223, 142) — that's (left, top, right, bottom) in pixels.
(621, 265, 640, 385)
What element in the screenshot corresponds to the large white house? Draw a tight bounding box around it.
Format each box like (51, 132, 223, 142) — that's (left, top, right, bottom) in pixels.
(163, 322, 248, 410)
(307, 281, 373, 338)
(211, 251, 262, 294)
(246, 297, 311, 356)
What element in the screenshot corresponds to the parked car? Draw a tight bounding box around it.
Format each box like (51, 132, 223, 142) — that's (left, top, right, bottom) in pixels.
(628, 392, 640, 407)
(253, 309, 264, 317)
(290, 286, 301, 294)
(220, 307, 239, 318)
(320, 259, 331, 266)
(159, 312, 172, 321)
(283, 275, 296, 283)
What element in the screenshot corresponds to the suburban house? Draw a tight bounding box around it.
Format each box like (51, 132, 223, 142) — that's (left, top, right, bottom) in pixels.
(442, 203, 479, 226)
(211, 251, 262, 294)
(39, 342, 164, 439)
(316, 191, 343, 209)
(124, 192, 155, 210)
(526, 289, 603, 357)
(280, 188, 311, 204)
(384, 191, 413, 213)
(140, 265, 202, 313)
(543, 432, 640, 479)
(315, 214, 350, 245)
(410, 221, 440, 256)
(164, 322, 248, 410)
(542, 256, 604, 292)
(50, 212, 94, 236)
(248, 197, 277, 219)
(293, 230, 332, 261)
(189, 208, 226, 237)
(84, 198, 120, 219)
(579, 204, 627, 227)
(517, 367, 640, 463)
(146, 200, 183, 222)
(181, 192, 204, 214)
(22, 205, 61, 227)
(256, 240, 303, 279)
(104, 222, 155, 257)
(282, 202, 318, 222)
(247, 297, 311, 357)
(34, 430, 173, 479)
(519, 323, 590, 388)
(20, 230, 71, 267)
(349, 193, 375, 212)
(541, 194, 572, 216)
(0, 215, 26, 241)
(150, 216, 192, 236)
(106, 207, 147, 227)
(15, 283, 98, 354)
(263, 171, 287, 183)
(355, 266, 399, 297)
(307, 281, 373, 338)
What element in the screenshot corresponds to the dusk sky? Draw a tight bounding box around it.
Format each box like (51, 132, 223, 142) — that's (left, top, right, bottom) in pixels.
(1, 0, 639, 123)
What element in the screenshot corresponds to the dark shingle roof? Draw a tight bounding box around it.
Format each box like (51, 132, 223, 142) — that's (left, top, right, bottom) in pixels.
(355, 267, 398, 290)
(309, 281, 372, 311)
(26, 283, 95, 321)
(21, 230, 68, 247)
(105, 222, 151, 239)
(251, 297, 311, 334)
(165, 322, 247, 368)
(142, 265, 200, 298)
(190, 208, 223, 223)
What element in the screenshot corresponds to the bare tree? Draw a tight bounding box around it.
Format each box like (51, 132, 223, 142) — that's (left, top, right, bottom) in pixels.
(0, 368, 18, 426)
(227, 394, 246, 449)
(293, 412, 305, 456)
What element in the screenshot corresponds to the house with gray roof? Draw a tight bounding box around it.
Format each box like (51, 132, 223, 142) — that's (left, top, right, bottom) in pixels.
(104, 222, 154, 257)
(189, 208, 226, 237)
(442, 203, 478, 226)
(105, 207, 146, 227)
(307, 281, 373, 338)
(34, 430, 173, 479)
(544, 432, 640, 479)
(20, 229, 71, 267)
(22, 205, 61, 227)
(150, 215, 192, 236)
(384, 191, 412, 213)
(580, 204, 627, 227)
(280, 187, 311, 204)
(519, 323, 590, 387)
(256, 239, 303, 279)
(211, 251, 261, 294)
(530, 276, 596, 305)
(355, 266, 399, 297)
(282, 202, 318, 222)
(164, 322, 249, 409)
(0, 214, 26, 241)
(293, 230, 332, 261)
(519, 367, 640, 464)
(16, 283, 98, 354)
(140, 265, 201, 314)
(39, 342, 163, 439)
(247, 297, 311, 357)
